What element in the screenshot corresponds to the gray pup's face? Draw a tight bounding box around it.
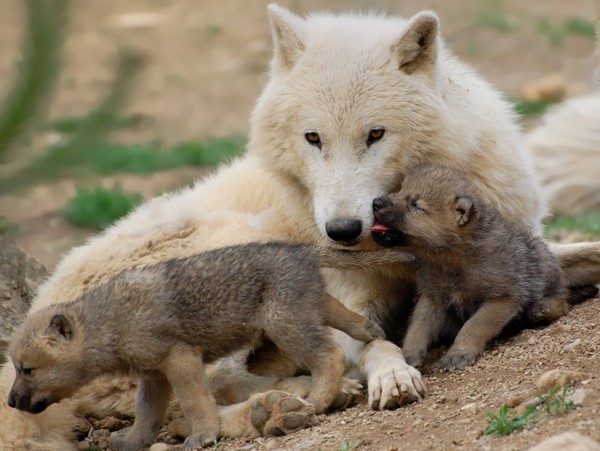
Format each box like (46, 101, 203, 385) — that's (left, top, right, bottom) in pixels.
(8, 312, 82, 414)
(371, 166, 475, 250)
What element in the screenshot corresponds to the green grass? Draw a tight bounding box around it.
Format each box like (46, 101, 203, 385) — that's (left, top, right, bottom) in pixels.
(64, 186, 142, 229)
(476, 10, 518, 32)
(545, 212, 600, 237)
(537, 17, 596, 47)
(564, 17, 596, 37)
(1, 135, 245, 193)
(339, 439, 359, 451)
(539, 386, 576, 416)
(0, 217, 18, 235)
(511, 99, 552, 116)
(484, 404, 538, 436)
(484, 385, 578, 437)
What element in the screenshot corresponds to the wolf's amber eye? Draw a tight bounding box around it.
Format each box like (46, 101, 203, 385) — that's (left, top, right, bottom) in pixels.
(367, 127, 385, 146)
(305, 132, 322, 149)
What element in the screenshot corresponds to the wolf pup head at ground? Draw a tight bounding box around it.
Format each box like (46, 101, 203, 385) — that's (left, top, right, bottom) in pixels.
(248, 4, 544, 247)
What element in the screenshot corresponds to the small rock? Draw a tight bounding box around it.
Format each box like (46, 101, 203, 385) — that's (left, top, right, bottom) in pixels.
(528, 337, 536, 345)
(521, 73, 568, 103)
(535, 369, 585, 394)
(527, 431, 600, 451)
(149, 443, 172, 451)
(566, 388, 586, 406)
(460, 402, 477, 415)
(72, 416, 93, 440)
(563, 339, 582, 352)
(109, 12, 164, 29)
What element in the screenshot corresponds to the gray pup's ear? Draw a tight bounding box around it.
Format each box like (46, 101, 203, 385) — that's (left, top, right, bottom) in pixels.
(47, 314, 73, 341)
(267, 4, 306, 72)
(392, 11, 439, 77)
(455, 196, 474, 226)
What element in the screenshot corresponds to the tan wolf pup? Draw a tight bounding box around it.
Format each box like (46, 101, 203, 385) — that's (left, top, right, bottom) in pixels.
(370, 164, 584, 370)
(8, 242, 413, 450)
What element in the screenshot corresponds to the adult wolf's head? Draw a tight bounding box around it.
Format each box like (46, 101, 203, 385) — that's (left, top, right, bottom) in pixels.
(8, 309, 85, 414)
(249, 5, 448, 247)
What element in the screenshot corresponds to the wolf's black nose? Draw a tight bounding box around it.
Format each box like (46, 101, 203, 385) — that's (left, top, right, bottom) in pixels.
(326, 218, 362, 243)
(7, 393, 16, 408)
(372, 196, 389, 212)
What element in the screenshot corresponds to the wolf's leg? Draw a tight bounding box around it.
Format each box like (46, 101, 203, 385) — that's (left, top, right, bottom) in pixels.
(161, 344, 219, 449)
(110, 372, 171, 451)
(549, 241, 600, 286)
(358, 339, 426, 410)
(402, 294, 448, 367)
(440, 297, 521, 370)
(323, 293, 385, 342)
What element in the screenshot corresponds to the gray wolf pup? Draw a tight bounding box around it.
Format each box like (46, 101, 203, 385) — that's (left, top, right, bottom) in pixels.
(8, 242, 412, 449)
(371, 163, 571, 370)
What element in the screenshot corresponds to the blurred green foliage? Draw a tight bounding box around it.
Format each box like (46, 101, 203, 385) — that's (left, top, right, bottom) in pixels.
(545, 212, 600, 237)
(65, 186, 142, 229)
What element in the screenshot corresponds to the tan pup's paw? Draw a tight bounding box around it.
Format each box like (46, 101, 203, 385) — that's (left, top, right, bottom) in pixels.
(329, 377, 363, 411)
(249, 390, 316, 437)
(368, 363, 425, 410)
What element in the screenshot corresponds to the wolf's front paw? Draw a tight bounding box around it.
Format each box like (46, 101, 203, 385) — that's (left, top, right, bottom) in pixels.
(249, 390, 316, 437)
(439, 350, 476, 371)
(367, 363, 425, 410)
(110, 427, 153, 451)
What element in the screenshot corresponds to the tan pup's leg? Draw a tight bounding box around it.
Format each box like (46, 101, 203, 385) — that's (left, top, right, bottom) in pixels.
(161, 344, 219, 449)
(402, 294, 448, 368)
(323, 293, 385, 342)
(441, 297, 521, 370)
(526, 293, 569, 324)
(110, 372, 171, 451)
(304, 344, 346, 413)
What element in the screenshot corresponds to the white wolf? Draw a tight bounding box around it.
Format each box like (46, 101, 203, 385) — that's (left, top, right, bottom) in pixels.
(1, 4, 600, 449)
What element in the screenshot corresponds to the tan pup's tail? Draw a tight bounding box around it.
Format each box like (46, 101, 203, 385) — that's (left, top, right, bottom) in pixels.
(313, 247, 416, 270)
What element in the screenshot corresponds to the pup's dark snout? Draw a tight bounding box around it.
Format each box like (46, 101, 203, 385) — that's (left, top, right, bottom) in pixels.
(326, 218, 362, 243)
(7, 391, 16, 408)
(372, 196, 390, 212)
(8, 390, 30, 411)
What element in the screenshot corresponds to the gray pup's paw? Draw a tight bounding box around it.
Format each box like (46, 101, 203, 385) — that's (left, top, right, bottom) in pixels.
(439, 351, 476, 371)
(402, 349, 425, 368)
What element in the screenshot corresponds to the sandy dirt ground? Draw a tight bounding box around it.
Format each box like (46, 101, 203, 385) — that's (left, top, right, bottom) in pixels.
(1, 1, 599, 450)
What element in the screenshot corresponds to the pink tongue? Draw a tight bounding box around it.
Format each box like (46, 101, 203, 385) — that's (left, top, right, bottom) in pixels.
(371, 222, 392, 233)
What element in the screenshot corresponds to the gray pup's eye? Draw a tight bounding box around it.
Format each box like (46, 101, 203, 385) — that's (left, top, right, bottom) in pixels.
(367, 127, 385, 146)
(305, 132, 322, 149)
(22, 368, 33, 376)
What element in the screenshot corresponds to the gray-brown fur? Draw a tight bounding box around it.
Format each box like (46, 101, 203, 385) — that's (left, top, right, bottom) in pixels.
(371, 163, 569, 371)
(8, 242, 412, 450)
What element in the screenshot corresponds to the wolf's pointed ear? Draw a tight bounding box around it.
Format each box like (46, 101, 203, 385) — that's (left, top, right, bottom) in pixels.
(267, 4, 306, 71)
(47, 314, 73, 341)
(455, 196, 474, 226)
(393, 11, 439, 78)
